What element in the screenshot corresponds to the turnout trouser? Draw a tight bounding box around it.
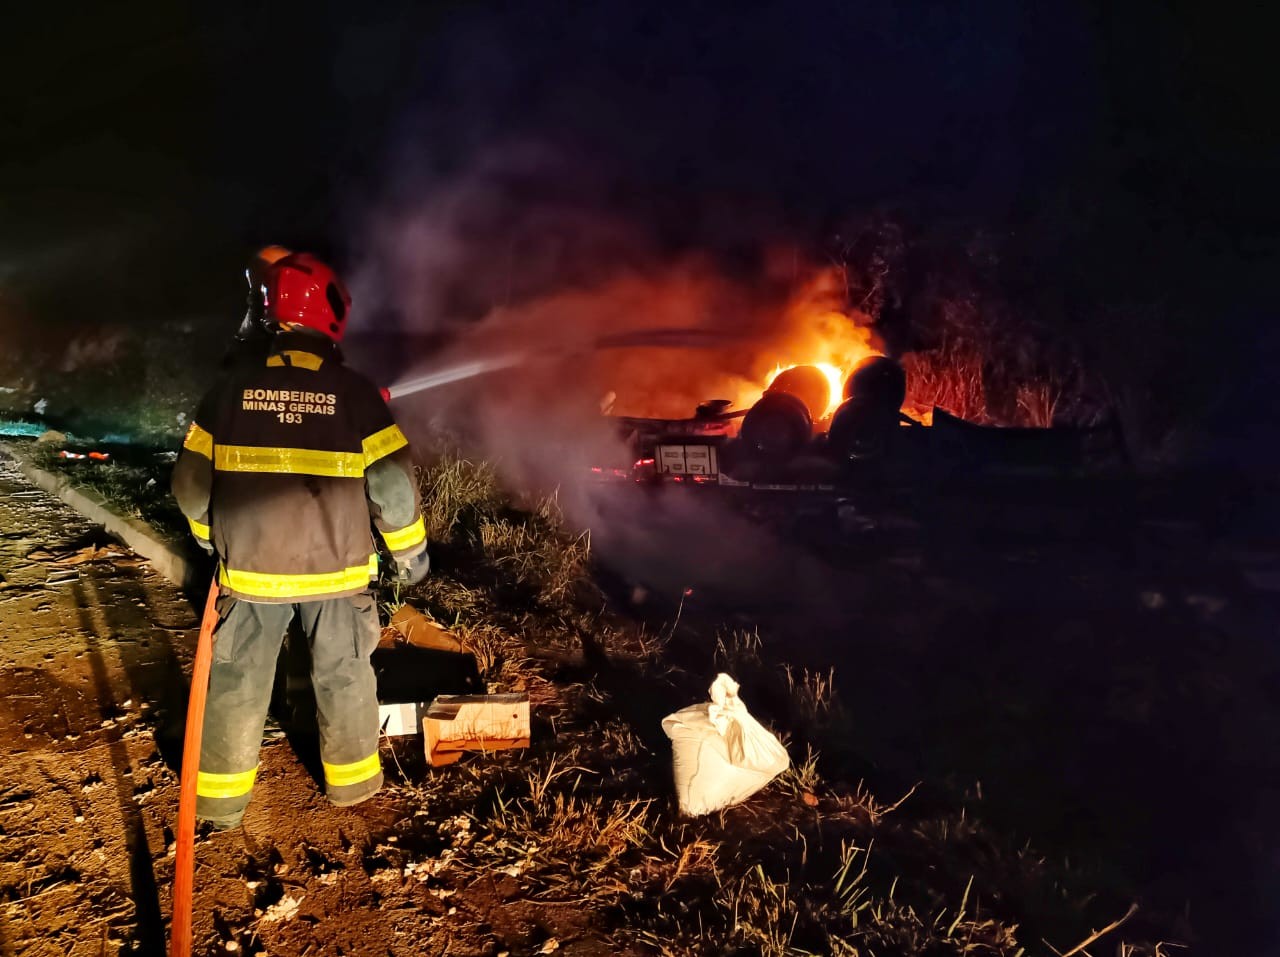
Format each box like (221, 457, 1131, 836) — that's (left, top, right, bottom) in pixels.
(195, 592, 383, 826)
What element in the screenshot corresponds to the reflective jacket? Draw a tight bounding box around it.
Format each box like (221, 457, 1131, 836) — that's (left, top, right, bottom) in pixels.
(172, 330, 425, 603)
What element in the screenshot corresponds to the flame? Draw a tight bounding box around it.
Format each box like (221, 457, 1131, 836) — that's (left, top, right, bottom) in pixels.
(557, 257, 882, 419)
(764, 361, 847, 417)
(727, 266, 881, 417)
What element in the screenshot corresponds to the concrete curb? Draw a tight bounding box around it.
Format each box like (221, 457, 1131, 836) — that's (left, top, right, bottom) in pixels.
(0, 442, 205, 592)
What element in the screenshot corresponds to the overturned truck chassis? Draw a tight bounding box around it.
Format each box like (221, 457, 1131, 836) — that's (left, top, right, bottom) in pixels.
(593, 357, 1128, 497)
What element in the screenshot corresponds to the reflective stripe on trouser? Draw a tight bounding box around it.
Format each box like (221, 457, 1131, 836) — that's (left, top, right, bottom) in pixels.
(196, 593, 384, 823)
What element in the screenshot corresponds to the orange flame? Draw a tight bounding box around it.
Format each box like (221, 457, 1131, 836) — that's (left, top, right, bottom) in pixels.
(726, 263, 881, 416)
(763, 361, 848, 417)
(566, 257, 882, 419)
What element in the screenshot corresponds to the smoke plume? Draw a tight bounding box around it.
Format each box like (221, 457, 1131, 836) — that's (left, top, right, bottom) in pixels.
(345, 139, 877, 598)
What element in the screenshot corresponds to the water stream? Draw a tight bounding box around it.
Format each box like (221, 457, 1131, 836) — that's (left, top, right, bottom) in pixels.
(384, 326, 740, 400)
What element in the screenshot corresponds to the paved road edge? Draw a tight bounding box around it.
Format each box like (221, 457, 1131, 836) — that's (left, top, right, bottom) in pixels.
(0, 442, 205, 592)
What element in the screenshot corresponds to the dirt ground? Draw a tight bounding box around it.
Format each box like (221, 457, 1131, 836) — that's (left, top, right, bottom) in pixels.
(0, 453, 196, 955)
(0, 458, 633, 957)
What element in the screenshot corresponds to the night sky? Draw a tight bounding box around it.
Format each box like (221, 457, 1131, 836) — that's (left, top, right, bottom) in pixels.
(1, 2, 1275, 335)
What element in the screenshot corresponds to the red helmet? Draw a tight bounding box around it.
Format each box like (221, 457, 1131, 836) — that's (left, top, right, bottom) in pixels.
(264, 253, 352, 341)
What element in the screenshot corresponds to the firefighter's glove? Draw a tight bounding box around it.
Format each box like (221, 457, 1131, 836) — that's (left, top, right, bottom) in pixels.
(196, 539, 215, 556)
(394, 548, 430, 585)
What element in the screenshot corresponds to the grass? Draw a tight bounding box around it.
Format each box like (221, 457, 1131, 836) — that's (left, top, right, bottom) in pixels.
(902, 342, 990, 424)
(1015, 381, 1061, 429)
(715, 627, 764, 673)
(25, 440, 189, 541)
(783, 664, 839, 727)
(369, 450, 1180, 956)
(416, 454, 591, 615)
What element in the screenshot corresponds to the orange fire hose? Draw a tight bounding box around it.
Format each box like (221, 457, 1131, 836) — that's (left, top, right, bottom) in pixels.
(169, 578, 220, 957)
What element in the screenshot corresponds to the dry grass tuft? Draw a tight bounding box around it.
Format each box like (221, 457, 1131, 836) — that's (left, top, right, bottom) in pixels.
(416, 453, 590, 610)
(777, 744, 823, 795)
(714, 627, 763, 673)
(419, 455, 506, 543)
(785, 664, 839, 726)
(902, 343, 989, 423)
(1016, 380, 1062, 428)
(476, 757, 655, 890)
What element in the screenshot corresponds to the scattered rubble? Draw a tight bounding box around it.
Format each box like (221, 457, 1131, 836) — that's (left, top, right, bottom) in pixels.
(257, 895, 302, 924)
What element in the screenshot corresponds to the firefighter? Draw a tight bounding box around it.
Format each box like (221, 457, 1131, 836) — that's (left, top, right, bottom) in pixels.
(172, 252, 429, 829)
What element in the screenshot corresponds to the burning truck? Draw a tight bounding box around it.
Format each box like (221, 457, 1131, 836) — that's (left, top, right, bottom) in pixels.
(593, 354, 1127, 494)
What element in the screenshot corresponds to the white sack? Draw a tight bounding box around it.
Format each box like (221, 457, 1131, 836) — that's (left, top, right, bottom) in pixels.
(662, 673, 790, 816)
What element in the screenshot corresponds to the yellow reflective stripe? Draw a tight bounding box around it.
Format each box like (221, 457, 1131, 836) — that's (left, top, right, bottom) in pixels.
(219, 556, 378, 599)
(323, 752, 381, 788)
(183, 422, 214, 460)
(196, 767, 258, 799)
(266, 350, 324, 370)
(214, 445, 365, 478)
(381, 516, 425, 552)
(188, 517, 211, 541)
(362, 425, 408, 466)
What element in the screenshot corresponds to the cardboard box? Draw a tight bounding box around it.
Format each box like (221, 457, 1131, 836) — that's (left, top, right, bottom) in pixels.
(388, 605, 464, 652)
(378, 701, 427, 737)
(423, 693, 531, 766)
